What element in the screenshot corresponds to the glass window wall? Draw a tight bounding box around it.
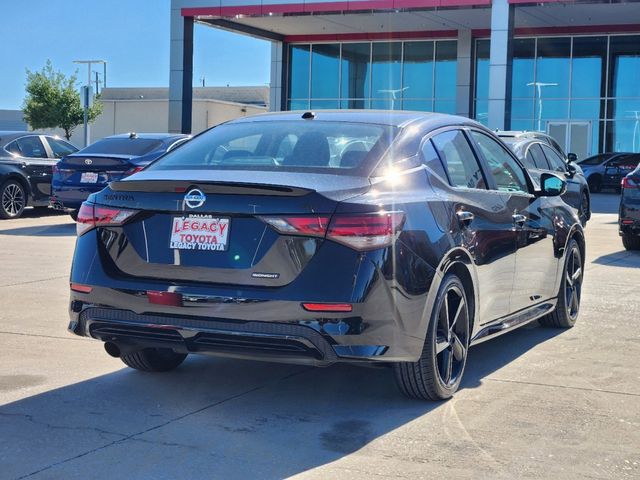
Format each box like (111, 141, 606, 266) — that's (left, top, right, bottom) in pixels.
(287, 40, 457, 114)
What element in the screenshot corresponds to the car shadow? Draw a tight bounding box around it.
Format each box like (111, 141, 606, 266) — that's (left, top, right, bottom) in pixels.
(1, 323, 563, 479)
(592, 249, 640, 268)
(0, 222, 75, 237)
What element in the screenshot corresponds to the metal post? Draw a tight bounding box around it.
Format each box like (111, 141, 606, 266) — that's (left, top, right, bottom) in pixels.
(73, 60, 106, 147)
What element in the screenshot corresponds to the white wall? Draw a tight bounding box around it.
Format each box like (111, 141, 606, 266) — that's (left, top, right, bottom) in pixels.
(33, 99, 266, 147)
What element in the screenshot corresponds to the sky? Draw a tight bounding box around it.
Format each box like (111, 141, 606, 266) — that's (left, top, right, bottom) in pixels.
(0, 0, 271, 109)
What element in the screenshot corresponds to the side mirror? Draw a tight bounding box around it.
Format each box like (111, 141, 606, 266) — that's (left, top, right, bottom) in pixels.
(539, 172, 567, 197)
(567, 153, 578, 163)
(566, 162, 577, 178)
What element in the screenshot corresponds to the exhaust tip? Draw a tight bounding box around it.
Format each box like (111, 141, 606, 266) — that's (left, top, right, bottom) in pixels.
(104, 342, 121, 358)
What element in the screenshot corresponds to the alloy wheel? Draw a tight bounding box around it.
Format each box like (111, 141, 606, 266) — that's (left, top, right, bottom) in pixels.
(435, 285, 469, 387)
(578, 194, 589, 225)
(1, 182, 25, 218)
(564, 245, 582, 321)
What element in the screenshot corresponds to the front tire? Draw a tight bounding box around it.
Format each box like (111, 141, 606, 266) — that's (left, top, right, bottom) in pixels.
(622, 233, 640, 251)
(0, 180, 27, 219)
(120, 348, 187, 372)
(394, 274, 471, 401)
(539, 239, 583, 328)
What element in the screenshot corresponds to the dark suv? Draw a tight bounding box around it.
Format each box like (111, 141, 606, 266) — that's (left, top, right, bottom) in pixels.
(498, 131, 590, 225)
(619, 165, 640, 250)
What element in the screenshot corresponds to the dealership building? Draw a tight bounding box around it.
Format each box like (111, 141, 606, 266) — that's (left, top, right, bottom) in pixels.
(169, 0, 640, 158)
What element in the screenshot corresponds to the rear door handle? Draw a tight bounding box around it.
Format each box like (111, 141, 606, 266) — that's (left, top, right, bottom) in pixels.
(512, 213, 527, 226)
(456, 210, 474, 226)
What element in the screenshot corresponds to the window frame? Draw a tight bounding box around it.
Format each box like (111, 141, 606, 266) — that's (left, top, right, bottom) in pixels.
(44, 136, 78, 159)
(540, 143, 568, 173)
(525, 142, 552, 170)
(3, 135, 49, 159)
(429, 126, 489, 191)
(466, 128, 534, 196)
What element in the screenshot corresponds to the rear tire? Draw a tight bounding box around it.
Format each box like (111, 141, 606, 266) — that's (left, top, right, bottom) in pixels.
(0, 180, 27, 219)
(539, 239, 583, 328)
(622, 233, 640, 251)
(120, 348, 187, 372)
(394, 273, 471, 401)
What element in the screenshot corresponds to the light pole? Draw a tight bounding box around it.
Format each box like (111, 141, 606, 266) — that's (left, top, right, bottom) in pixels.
(73, 60, 106, 147)
(527, 82, 558, 132)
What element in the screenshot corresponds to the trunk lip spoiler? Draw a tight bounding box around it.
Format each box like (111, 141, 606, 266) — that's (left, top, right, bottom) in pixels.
(110, 179, 315, 197)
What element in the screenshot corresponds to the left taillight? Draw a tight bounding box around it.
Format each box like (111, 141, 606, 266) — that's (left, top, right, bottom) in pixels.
(125, 166, 145, 177)
(76, 202, 138, 236)
(621, 176, 639, 189)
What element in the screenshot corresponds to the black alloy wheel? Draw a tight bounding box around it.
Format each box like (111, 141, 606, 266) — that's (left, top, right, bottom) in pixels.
(394, 274, 470, 400)
(0, 180, 26, 219)
(540, 239, 583, 328)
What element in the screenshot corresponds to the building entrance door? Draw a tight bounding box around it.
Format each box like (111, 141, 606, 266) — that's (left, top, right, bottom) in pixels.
(547, 121, 591, 160)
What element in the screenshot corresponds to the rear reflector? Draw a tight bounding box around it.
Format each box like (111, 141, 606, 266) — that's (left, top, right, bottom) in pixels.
(76, 202, 138, 236)
(302, 303, 353, 312)
(621, 219, 635, 224)
(260, 212, 405, 251)
(147, 291, 183, 307)
(70, 283, 92, 293)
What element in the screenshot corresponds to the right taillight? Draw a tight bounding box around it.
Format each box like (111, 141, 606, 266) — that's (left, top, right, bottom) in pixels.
(327, 212, 405, 251)
(76, 202, 138, 236)
(621, 177, 639, 189)
(260, 212, 405, 251)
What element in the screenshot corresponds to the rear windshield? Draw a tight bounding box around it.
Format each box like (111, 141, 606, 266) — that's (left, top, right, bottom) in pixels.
(80, 138, 163, 156)
(147, 121, 396, 173)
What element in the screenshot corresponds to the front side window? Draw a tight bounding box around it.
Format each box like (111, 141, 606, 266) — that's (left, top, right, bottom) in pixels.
(147, 121, 396, 173)
(14, 136, 47, 159)
(46, 137, 77, 158)
(470, 131, 528, 193)
(541, 144, 567, 172)
(431, 130, 486, 189)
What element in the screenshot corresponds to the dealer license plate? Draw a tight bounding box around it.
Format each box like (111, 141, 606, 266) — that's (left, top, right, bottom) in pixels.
(80, 172, 99, 183)
(170, 215, 230, 251)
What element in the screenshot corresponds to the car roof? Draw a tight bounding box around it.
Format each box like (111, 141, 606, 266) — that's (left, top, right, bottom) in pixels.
(104, 133, 188, 140)
(226, 110, 480, 130)
(0, 131, 40, 144)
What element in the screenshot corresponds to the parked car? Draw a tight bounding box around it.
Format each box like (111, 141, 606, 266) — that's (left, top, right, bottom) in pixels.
(0, 131, 78, 219)
(498, 131, 591, 226)
(578, 152, 640, 193)
(619, 165, 640, 250)
(51, 133, 190, 219)
(68, 111, 584, 401)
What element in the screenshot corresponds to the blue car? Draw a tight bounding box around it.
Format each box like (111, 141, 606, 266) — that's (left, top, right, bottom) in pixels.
(578, 152, 640, 193)
(51, 133, 190, 218)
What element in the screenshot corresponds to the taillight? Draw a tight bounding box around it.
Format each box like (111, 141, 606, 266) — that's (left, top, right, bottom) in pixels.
(259, 215, 330, 237)
(327, 212, 405, 250)
(52, 163, 59, 174)
(76, 202, 138, 236)
(302, 303, 353, 312)
(260, 212, 405, 251)
(621, 177, 639, 189)
(125, 166, 145, 176)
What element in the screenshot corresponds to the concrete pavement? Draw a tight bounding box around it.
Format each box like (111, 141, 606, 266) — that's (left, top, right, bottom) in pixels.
(0, 195, 638, 480)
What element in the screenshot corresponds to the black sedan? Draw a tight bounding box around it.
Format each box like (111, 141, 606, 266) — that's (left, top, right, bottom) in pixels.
(619, 165, 640, 250)
(51, 133, 190, 219)
(498, 131, 591, 226)
(0, 131, 78, 219)
(68, 111, 585, 400)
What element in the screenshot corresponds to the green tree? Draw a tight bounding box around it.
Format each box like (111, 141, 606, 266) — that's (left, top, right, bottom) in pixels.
(23, 60, 103, 140)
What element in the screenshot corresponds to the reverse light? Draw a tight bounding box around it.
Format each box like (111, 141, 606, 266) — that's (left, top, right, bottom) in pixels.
(621, 177, 639, 189)
(76, 202, 138, 236)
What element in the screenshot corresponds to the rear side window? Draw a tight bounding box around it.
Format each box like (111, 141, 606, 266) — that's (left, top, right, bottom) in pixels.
(81, 138, 163, 156)
(420, 139, 448, 181)
(147, 121, 396, 173)
(470, 131, 528, 193)
(541, 144, 566, 172)
(431, 130, 486, 189)
(528, 143, 550, 170)
(46, 137, 77, 158)
(9, 136, 48, 158)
